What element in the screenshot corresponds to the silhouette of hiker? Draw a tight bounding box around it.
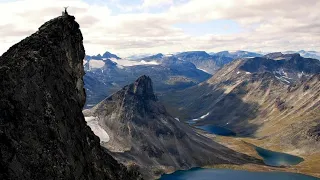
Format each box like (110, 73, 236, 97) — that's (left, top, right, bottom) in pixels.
(63, 6, 69, 16)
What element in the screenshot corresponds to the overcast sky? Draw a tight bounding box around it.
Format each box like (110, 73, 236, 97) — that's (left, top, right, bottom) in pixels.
(0, 0, 319, 57)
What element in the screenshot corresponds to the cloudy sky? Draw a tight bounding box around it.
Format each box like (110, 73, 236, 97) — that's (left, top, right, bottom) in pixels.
(0, 0, 319, 57)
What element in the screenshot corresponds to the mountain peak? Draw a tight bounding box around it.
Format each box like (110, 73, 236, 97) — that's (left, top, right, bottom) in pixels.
(264, 52, 283, 59)
(102, 51, 121, 59)
(130, 75, 156, 100)
(177, 51, 211, 58)
(0, 15, 140, 180)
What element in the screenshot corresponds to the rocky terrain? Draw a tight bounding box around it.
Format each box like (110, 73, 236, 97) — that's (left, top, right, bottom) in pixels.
(83, 75, 263, 179)
(0, 14, 141, 180)
(161, 53, 320, 154)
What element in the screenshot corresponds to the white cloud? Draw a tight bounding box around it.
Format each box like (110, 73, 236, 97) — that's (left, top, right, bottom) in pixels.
(0, 0, 319, 57)
(142, 0, 173, 8)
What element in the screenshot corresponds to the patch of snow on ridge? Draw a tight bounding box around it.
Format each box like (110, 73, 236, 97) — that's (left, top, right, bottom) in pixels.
(200, 112, 210, 119)
(191, 112, 210, 122)
(85, 116, 110, 143)
(89, 60, 105, 69)
(117, 64, 124, 69)
(197, 68, 209, 73)
(275, 76, 290, 84)
(109, 58, 159, 66)
(85, 116, 96, 121)
(298, 71, 305, 78)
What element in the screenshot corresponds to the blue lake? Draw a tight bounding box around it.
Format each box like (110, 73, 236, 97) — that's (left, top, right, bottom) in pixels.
(255, 146, 304, 166)
(196, 125, 236, 136)
(160, 168, 319, 180)
(192, 123, 304, 167)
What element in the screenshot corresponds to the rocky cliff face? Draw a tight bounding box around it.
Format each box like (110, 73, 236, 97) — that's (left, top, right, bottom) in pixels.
(83, 75, 262, 179)
(0, 15, 141, 180)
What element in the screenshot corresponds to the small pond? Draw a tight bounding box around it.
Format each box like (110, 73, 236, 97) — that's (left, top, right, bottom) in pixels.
(196, 125, 236, 136)
(255, 146, 304, 166)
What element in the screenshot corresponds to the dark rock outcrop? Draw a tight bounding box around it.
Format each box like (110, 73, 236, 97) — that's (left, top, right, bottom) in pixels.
(308, 124, 320, 141)
(0, 15, 141, 180)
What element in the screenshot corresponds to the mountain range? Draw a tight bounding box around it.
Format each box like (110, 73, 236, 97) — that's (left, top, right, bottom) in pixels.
(83, 55, 211, 108)
(84, 50, 320, 108)
(160, 52, 320, 154)
(83, 50, 267, 108)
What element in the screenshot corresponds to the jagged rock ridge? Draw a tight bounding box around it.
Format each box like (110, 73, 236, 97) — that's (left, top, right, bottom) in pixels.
(0, 15, 141, 179)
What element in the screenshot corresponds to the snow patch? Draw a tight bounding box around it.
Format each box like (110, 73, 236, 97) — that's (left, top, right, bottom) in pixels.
(245, 72, 251, 75)
(200, 112, 210, 119)
(175, 118, 180, 122)
(298, 71, 304, 78)
(89, 60, 105, 69)
(117, 64, 124, 69)
(85, 116, 110, 143)
(197, 68, 209, 73)
(275, 76, 290, 84)
(237, 71, 240, 75)
(109, 58, 159, 67)
(191, 112, 210, 122)
(85, 116, 96, 121)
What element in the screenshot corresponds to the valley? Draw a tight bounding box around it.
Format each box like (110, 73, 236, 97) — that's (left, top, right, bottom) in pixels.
(158, 52, 320, 178)
(83, 50, 320, 179)
(83, 75, 264, 179)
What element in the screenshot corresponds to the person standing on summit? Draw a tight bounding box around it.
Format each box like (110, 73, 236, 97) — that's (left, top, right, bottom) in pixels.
(63, 6, 69, 16)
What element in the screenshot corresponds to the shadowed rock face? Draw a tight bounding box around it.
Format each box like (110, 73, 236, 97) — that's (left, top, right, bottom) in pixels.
(84, 75, 263, 179)
(0, 15, 141, 180)
(131, 75, 157, 101)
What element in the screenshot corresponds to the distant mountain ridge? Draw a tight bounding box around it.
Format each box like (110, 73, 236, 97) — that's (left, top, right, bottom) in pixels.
(83, 50, 318, 108)
(86, 51, 121, 60)
(212, 50, 263, 59)
(83, 54, 211, 108)
(284, 50, 320, 60)
(139, 50, 263, 74)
